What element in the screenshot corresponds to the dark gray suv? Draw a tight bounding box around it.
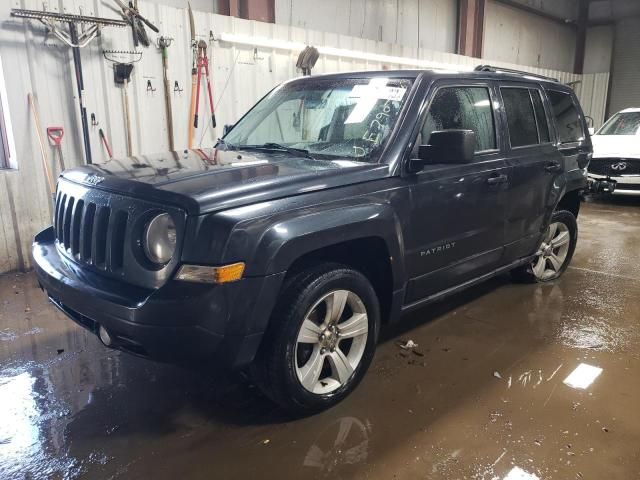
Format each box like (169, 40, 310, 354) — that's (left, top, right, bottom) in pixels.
(33, 66, 592, 412)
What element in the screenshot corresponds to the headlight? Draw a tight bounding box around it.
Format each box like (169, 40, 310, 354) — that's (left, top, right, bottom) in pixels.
(143, 213, 176, 265)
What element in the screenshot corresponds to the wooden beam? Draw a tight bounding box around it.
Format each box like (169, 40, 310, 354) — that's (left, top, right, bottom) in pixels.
(574, 0, 589, 74)
(457, 0, 485, 58)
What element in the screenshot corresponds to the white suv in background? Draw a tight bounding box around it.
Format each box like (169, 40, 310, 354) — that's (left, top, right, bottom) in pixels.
(588, 108, 640, 194)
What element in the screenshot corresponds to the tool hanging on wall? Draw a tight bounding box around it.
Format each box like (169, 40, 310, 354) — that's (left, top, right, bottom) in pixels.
(46, 127, 66, 173)
(113, 0, 158, 47)
(104, 50, 142, 157)
(28, 94, 55, 210)
(11, 9, 128, 165)
(99, 129, 114, 160)
(157, 36, 175, 151)
(296, 46, 319, 76)
(194, 40, 217, 135)
(187, 2, 197, 148)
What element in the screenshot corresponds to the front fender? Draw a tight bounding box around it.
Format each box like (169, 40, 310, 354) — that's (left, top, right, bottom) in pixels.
(245, 203, 406, 290)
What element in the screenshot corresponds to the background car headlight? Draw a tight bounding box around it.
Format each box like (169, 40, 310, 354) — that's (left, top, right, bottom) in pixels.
(143, 213, 176, 265)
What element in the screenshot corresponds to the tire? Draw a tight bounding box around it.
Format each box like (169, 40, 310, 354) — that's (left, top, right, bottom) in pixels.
(511, 209, 577, 283)
(251, 263, 380, 414)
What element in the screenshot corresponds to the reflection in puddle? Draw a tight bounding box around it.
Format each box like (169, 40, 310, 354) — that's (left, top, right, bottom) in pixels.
(504, 466, 540, 480)
(559, 315, 632, 352)
(0, 371, 77, 478)
(563, 363, 603, 390)
(303, 416, 370, 475)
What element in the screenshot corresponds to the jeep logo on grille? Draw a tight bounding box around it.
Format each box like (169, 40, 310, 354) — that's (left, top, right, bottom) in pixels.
(610, 162, 628, 172)
(85, 174, 105, 186)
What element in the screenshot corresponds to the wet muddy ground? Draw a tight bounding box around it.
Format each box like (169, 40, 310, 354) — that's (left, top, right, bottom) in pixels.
(1, 196, 639, 480)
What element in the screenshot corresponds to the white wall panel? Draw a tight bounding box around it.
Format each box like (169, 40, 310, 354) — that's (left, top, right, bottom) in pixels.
(484, 0, 577, 72)
(0, 1, 609, 273)
(275, 0, 457, 53)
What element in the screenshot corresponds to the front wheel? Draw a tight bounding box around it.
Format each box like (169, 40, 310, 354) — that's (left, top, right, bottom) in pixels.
(252, 263, 380, 413)
(511, 210, 578, 283)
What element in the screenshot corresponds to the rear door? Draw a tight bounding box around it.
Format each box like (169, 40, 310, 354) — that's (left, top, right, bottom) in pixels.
(546, 89, 592, 173)
(499, 84, 564, 261)
(403, 81, 510, 304)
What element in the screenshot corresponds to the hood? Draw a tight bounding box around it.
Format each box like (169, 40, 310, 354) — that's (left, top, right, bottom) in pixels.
(61, 148, 389, 215)
(591, 134, 640, 159)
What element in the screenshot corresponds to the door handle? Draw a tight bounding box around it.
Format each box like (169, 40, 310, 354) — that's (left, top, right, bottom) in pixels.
(487, 174, 508, 185)
(544, 161, 562, 173)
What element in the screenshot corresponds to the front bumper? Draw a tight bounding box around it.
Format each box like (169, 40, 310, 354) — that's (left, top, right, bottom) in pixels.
(588, 173, 640, 194)
(32, 226, 284, 367)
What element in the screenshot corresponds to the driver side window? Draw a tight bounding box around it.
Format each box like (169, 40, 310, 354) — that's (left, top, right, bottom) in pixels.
(414, 86, 496, 155)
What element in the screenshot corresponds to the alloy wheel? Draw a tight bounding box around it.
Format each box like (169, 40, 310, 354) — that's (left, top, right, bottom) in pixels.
(295, 290, 369, 394)
(531, 221, 571, 280)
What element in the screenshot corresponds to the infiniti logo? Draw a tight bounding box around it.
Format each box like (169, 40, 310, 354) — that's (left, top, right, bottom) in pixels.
(611, 162, 628, 172)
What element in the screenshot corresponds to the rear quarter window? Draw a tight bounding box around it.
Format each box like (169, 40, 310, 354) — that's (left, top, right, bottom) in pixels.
(547, 90, 584, 143)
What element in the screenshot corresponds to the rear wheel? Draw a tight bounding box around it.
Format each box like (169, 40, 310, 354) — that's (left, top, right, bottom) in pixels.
(252, 263, 380, 413)
(511, 210, 577, 283)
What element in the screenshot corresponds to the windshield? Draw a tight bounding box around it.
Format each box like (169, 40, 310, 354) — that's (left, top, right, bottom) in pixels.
(222, 77, 413, 162)
(597, 112, 640, 135)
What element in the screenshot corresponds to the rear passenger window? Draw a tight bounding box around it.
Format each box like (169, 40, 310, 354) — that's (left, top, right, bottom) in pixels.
(501, 88, 538, 147)
(530, 90, 550, 143)
(419, 86, 496, 152)
(547, 90, 584, 143)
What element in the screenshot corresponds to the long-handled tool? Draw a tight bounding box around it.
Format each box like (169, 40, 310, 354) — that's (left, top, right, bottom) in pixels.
(46, 126, 66, 173)
(104, 51, 141, 157)
(194, 40, 217, 133)
(187, 2, 197, 148)
(112, 0, 158, 48)
(28, 94, 55, 211)
(11, 9, 128, 165)
(158, 36, 175, 151)
(99, 128, 114, 159)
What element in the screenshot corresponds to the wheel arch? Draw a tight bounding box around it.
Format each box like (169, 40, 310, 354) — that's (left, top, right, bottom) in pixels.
(252, 203, 406, 323)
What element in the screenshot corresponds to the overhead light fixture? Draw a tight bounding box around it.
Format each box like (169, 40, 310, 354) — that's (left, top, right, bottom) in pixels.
(563, 363, 603, 390)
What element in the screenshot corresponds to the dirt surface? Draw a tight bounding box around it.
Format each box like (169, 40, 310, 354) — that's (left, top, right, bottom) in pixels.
(1, 196, 639, 480)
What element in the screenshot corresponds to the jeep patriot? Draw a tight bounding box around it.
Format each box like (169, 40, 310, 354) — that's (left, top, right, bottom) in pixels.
(33, 66, 592, 412)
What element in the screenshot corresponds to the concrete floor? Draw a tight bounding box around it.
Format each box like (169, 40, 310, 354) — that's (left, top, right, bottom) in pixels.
(1, 197, 639, 480)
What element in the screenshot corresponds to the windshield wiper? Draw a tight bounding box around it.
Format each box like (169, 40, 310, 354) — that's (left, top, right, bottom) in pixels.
(239, 143, 314, 159)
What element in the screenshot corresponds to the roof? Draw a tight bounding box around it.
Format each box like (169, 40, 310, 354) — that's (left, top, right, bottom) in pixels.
(619, 108, 640, 113)
(291, 68, 565, 88)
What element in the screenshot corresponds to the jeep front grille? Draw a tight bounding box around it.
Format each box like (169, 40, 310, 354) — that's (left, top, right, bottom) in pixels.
(54, 191, 128, 272)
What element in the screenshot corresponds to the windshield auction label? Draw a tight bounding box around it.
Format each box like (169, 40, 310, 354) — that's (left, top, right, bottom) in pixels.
(349, 84, 407, 102)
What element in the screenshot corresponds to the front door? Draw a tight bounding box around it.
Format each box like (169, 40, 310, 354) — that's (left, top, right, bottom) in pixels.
(403, 82, 509, 304)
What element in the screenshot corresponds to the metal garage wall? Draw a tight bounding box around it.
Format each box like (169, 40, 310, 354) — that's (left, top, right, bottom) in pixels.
(274, 0, 458, 53)
(483, 0, 577, 72)
(0, 0, 609, 274)
(608, 17, 640, 115)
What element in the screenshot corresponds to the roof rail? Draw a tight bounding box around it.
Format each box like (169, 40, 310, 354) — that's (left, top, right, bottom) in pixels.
(474, 65, 559, 83)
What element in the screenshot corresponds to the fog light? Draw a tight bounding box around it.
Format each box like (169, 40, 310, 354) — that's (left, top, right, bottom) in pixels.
(175, 262, 245, 284)
(98, 325, 112, 346)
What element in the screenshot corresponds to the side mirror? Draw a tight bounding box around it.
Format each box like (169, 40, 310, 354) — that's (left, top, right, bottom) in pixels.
(222, 124, 234, 136)
(588, 127, 595, 136)
(408, 129, 476, 172)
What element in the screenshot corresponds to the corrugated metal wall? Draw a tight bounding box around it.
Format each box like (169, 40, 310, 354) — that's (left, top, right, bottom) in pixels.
(274, 0, 458, 53)
(0, 0, 609, 274)
(608, 17, 640, 115)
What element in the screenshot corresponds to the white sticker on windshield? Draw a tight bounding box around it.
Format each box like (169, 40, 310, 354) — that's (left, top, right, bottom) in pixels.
(348, 84, 407, 102)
